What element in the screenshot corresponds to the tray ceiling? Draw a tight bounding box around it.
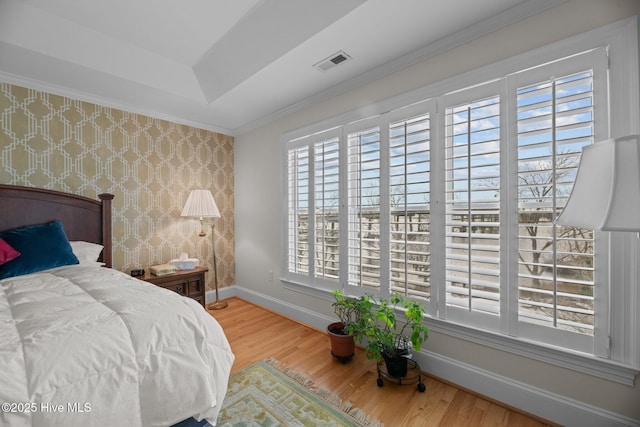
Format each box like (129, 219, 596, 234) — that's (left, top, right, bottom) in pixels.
(0, 0, 564, 135)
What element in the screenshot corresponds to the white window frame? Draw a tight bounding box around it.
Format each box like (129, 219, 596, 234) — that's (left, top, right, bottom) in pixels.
(343, 117, 385, 297)
(507, 47, 610, 356)
(281, 17, 640, 384)
(385, 100, 437, 303)
(437, 80, 506, 332)
(284, 127, 343, 292)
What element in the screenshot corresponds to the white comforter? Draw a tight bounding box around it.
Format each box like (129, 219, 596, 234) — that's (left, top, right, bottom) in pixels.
(0, 265, 234, 427)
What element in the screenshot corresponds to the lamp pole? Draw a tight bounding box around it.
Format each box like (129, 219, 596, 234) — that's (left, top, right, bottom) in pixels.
(207, 222, 227, 310)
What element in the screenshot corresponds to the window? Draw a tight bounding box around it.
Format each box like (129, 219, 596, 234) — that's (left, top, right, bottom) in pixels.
(508, 48, 609, 351)
(287, 145, 309, 275)
(442, 87, 502, 324)
(313, 136, 340, 281)
(283, 28, 636, 377)
(344, 110, 434, 298)
(286, 51, 604, 337)
(516, 71, 596, 335)
(346, 123, 382, 291)
(388, 108, 432, 300)
(286, 129, 341, 289)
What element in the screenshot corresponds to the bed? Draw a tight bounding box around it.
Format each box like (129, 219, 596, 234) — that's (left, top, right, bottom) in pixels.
(0, 185, 234, 427)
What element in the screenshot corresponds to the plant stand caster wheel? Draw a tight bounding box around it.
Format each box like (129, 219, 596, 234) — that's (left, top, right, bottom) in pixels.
(376, 359, 424, 391)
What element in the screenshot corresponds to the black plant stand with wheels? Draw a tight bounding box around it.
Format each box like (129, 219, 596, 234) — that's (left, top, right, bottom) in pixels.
(376, 358, 426, 392)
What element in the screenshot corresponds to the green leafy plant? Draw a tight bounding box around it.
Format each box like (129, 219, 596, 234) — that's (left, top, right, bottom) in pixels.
(330, 290, 363, 335)
(347, 293, 429, 363)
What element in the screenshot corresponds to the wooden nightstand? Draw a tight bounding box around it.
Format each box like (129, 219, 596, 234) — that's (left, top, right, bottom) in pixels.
(141, 266, 208, 308)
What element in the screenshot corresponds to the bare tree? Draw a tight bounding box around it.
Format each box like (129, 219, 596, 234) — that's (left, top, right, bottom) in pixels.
(517, 152, 592, 288)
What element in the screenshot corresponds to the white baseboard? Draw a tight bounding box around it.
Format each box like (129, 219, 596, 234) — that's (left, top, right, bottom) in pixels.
(411, 351, 636, 427)
(209, 285, 638, 427)
(207, 284, 334, 330)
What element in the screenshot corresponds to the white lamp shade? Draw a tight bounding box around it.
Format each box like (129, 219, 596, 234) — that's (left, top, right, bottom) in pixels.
(181, 189, 220, 218)
(556, 135, 640, 231)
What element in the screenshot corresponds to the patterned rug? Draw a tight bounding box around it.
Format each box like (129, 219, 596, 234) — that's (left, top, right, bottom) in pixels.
(217, 359, 383, 427)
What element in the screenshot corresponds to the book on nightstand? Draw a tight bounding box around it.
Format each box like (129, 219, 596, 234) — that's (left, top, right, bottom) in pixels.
(149, 264, 176, 276)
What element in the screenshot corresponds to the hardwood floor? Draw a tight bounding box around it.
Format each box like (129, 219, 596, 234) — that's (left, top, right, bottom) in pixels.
(208, 297, 554, 427)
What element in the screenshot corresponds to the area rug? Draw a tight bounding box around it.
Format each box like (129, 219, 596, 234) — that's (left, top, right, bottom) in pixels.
(217, 359, 383, 427)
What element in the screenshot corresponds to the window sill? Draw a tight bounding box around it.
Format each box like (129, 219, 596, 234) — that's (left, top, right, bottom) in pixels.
(282, 277, 638, 385)
(426, 316, 638, 386)
(282, 276, 336, 301)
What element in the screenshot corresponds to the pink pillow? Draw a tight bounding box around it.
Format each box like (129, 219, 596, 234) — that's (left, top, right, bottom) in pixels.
(0, 237, 20, 265)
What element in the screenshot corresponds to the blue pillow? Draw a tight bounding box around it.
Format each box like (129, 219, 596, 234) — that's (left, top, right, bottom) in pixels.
(0, 220, 79, 279)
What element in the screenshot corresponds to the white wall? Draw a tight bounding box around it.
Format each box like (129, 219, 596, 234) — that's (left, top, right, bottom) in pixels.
(234, 1, 640, 424)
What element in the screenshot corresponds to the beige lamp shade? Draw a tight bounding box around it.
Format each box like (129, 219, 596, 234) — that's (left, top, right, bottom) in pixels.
(181, 189, 220, 218)
(556, 135, 640, 231)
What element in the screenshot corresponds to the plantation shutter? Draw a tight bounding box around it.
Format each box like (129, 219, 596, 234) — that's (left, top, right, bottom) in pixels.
(511, 48, 608, 348)
(286, 128, 342, 288)
(314, 136, 341, 281)
(287, 145, 310, 274)
(346, 123, 382, 290)
(387, 103, 434, 301)
(442, 83, 502, 323)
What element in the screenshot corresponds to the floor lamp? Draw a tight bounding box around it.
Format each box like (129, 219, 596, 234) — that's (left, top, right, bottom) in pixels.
(181, 189, 228, 310)
(556, 134, 640, 233)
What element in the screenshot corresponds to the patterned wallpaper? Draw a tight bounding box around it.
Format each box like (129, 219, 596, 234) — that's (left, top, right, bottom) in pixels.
(0, 82, 235, 290)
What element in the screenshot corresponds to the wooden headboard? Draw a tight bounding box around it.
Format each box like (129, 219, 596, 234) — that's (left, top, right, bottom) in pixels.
(0, 185, 114, 268)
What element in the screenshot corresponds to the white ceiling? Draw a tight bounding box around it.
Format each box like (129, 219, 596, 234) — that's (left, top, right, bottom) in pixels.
(0, 0, 564, 135)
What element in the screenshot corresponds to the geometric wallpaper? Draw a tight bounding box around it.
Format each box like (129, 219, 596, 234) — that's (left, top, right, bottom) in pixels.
(0, 82, 235, 290)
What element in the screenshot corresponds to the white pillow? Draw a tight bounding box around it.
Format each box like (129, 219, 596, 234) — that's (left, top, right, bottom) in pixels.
(70, 241, 104, 265)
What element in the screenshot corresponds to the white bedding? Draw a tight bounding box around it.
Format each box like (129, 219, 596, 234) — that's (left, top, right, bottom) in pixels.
(0, 265, 234, 427)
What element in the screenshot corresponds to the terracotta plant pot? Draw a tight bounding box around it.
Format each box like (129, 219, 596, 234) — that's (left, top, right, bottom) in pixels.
(327, 322, 355, 363)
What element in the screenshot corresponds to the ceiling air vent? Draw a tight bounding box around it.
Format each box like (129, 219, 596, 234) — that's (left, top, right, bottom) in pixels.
(314, 50, 352, 72)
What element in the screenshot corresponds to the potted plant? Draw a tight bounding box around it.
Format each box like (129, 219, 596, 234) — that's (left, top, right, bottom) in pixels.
(327, 290, 361, 363)
(348, 293, 429, 378)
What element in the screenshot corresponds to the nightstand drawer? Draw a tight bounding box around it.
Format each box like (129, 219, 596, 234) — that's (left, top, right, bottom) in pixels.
(140, 267, 208, 308)
(187, 277, 203, 295)
(158, 279, 187, 296)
